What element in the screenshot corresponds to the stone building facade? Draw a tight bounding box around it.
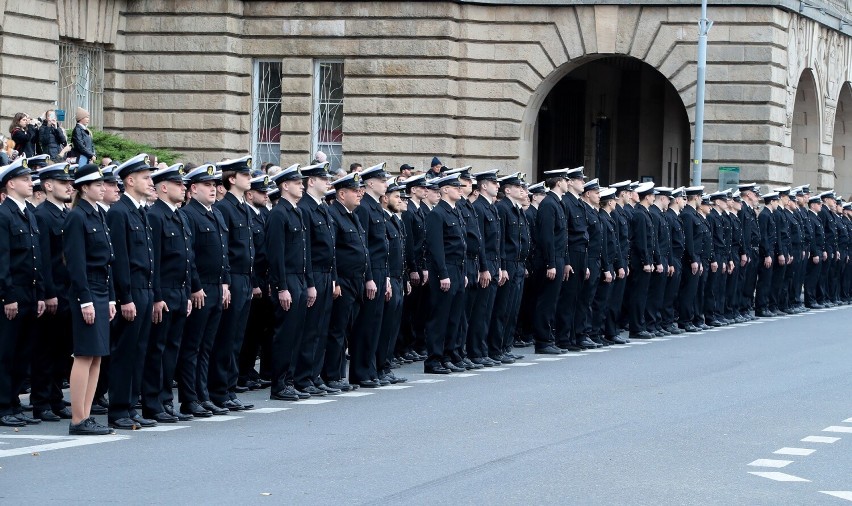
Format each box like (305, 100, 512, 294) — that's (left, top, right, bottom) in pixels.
(2, 0, 852, 194)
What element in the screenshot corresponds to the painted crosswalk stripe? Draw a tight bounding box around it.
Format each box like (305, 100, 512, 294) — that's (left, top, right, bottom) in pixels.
(477, 367, 509, 372)
(378, 385, 413, 390)
(581, 349, 610, 353)
(748, 459, 793, 468)
(241, 408, 290, 414)
(336, 391, 376, 397)
(802, 436, 840, 443)
(409, 379, 445, 384)
(292, 399, 336, 405)
(0, 435, 130, 458)
(774, 447, 816, 456)
(820, 491, 852, 501)
(506, 362, 538, 366)
(654, 338, 671, 341)
(823, 426, 852, 433)
(193, 416, 244, 422)
(535, 357, 567, 361)
(629, 341, 650, 345)
(137, 425, 190, 432)
(748, 471, 810, 482)
(841, 418, 852, 423)
(446, 373, 479, 377)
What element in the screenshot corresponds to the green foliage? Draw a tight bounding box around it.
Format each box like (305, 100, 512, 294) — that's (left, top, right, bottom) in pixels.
(68, 129, 180, 165)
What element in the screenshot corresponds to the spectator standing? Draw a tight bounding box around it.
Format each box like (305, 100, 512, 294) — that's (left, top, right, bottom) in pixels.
(38, 110, 70, 161)
(71, 108, 95, 165)
(9, 113, 38, 158)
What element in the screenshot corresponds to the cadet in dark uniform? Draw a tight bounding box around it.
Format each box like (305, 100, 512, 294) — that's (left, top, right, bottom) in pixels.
(238, 173, 274, 390)
(107, 153, 156, 430)
(678, 186, 705, 332)
(141, 164, 192, 423)
(818, 191, 839, 306)
(662, 187, 686, 334)
(705, 191, 731, 325)
(351, 164, 391, 387)
(793, 186, 813, 311)
(516, 181, 546, 346)
(592, 187, 623, 344)
(646, 187, 673, 335)
(755, 192, 780, 317)
(267, 165, 313, 401)
(609, 181, 633, 335)
(0, 158, 46, 427)
(695, 196, 714, 328)
(424, 173, 467, 374)
(377, 178, 408, 383)
(770, 187, 793, 314)
(725, 193, 746, 322)
(783, 187, 804, 313)
(578, 179, 606, 344)
(738, 183, 761, 319)
(63, 163, 115, 435)
(209, 156, 255, 411)
(399, 174, 429, 361)
(555, 167, 591, 350)
(294, 163, 340, 396)
(324, 172, 367, 391)
(628, 182, 657, 339)
(31, 162, 75, 422)
(469, 170, 501, 366)
(532, 169, 570, 353)
(177, 165, 229, 418)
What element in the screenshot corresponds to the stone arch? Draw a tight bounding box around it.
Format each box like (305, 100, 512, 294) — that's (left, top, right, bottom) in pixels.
(833, 81, 852, 197)
(791, 68, 823, 189)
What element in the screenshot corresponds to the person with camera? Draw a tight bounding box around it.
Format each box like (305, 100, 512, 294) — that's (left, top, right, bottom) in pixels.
(39, 110, 71, 161)
(71, 108, 95, 166)
(9, 113, 39, 158)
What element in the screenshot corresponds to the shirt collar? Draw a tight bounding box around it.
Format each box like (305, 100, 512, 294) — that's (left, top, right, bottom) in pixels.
(158, 198, 178, 213)
(7, 196, 26, 212)
(125, 193, 144, 210)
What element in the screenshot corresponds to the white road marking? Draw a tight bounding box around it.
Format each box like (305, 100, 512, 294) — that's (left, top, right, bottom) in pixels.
(841, 418, 852, 423)
(774, 447, 816, 456)
(335, 391, 375, 397)
(137, 425, 190, 432)
(477, 367, 509, 372)
(192, 416, 244, 422)
(629, 342, 650, 345)
(748, 471, 810, 482)
(241, 408, 289, 414)
(377, 385, 413, 390)
(0, 434, 129, 458)
(824, 426, 852, 433)
(820, 491, 852, 501)
(748, 459, 793, 468)
(535, 357, 566, 361)
(608, 345, 632, 348)
(581, 349, 610, 353)
(446, 373, 479, 377)
(291, 399, 336, 405)
(505, 362, 538, 366)
(654, 338, 671, 341)
(802, 436, 840, 443)
(408, 379, 445, 384)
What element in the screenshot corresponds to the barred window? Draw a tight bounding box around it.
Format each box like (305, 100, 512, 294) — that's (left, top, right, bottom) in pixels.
(58, 42, 104, 127)
(313, 61, 344, 172)
(252, 60, 283, 167)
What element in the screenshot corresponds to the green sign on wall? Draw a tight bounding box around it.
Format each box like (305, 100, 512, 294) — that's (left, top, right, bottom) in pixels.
(718, 166, 740, 190)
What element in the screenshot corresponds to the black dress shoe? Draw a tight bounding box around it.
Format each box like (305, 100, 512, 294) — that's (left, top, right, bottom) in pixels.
(424, 364, 451, 374)
(578, 338, 599, 349)
(54, 406, 73, 419)
(327, 380, 354, 392)
(151, 412, 178, 423)
(69, 418, 112, 436)
(233, 384, 249, 393)
(109, 417, 141, 430)
(90, 404, 108, 415)
(301, 385, 327, 396)
(376, 376, 391, 386)
(535, 345, 565, 355)
(34, 409, 61, 422)
(494, 355, 516, 364)
(508, 352, 525, 359)
(462, 358, 484, 370)
(231, 397, 254, 410)
(218, 399, 245, 412)
(442, 362, 465, 372)
(359, 379, 381, 388)
(387, 372, 407, 383)
(180, 401, 212, 418)
(629, 331, 655, 339)
(95, 395, 109, 409)
(317, 383, 341, 395)
(0, 414, 25, 427)
(200, 401, 229, 415)
(256, 378, 272, 388)
(15, 412, 41, 425)
(608, 336, 629, 345)
(471, 357, 493, 367)
(271, 386, 301, 401)
(131, 414, 157, 427)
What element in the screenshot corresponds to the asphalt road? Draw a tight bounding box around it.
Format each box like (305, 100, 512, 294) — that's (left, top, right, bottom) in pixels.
(2, 305, 852, 505)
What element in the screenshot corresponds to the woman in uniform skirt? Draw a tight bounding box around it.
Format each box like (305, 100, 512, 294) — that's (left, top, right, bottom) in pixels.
(63, 164, 117, 435)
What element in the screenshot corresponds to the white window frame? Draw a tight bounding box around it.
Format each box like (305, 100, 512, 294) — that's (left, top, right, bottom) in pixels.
(251, 60, 283, 167)
(312, 60, 344, 171)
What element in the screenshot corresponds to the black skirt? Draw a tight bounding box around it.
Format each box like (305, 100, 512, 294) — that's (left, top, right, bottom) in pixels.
(71, 280, 111, 357)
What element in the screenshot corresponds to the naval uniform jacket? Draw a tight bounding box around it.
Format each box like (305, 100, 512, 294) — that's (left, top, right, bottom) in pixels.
(496, 197, 530, 267)
(402, 200, 427, 274)
(214, 192, 254, 284)
(354, 193, 389, 282)
(106, 194, 154, 304)
(425, 199, 466, 280)
(266, 199, 312, 292)
(680, 205, 704, 266)
(298, 194, 337, 282)
(148, 199, 192, 305)
(473, 195, 501, 272)
(630, 204, 657, 268)
(180, 198, 229, 292)
(34, 201, 70, 302)
(63, 199, 115, 305)
(758, 207, 777, 260)
(534, 191, 567, 270)
(0, 198, 44, 305)
(328, 200, 368, 280)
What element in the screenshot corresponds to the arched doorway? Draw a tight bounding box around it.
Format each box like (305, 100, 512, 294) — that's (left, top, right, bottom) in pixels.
(791, 69, 821, 189)
(533, 56, 689, 186)
(833, 82, 852, 197)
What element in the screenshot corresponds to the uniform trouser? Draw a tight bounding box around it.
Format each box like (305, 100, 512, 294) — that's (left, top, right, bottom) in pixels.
(348, 269, 386, 384)
(755, 261, 773, 311)
(711, 269, 727, 320)
(208, 273, 251, 404)
(397, 279, 421, 355)
(646, 268, 667, 330)
(454, 259, 481, 362)
(533, 258, 564, 348)
(741, 250, 759, 313)
(804, 258, 822, 305)
(377, 277, 403, 375)
(679, 262, 700, 325)
(662, 263, 682, 327)
(629, 264, 652, 333)
(555, 250, 587, 347)
(109, 286, 154, 420)
(270, 274, 307, 390)
(704, 269, 721, 320)
(489, 260, 524, 355)
(694, 263, 709, 323)
(424, 264, 465, 367)
(177, 282, 222, 404)
(516, 265, 537, 340)
(724, 265, 740, 319)
(818, 256, 834, 303)
(239, 286, 274, 383)
(142, 288, 188, 416)
(30, 303, 71, 413)
(770, 259, 788, 310)
(0, 292, 37, 416)
(578, 257, 602, 337)
(412, 280, 430, 353)
(844, 257, 852, 298)
(467, 262, 498, 359)
(324, 275, 364, 382)
(297, 271, 332, 389)
(606, 271, 628, 336)
(591, 271, 612, 337)
(786, 252, 801, 307)
(831, 256, 843, 301)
